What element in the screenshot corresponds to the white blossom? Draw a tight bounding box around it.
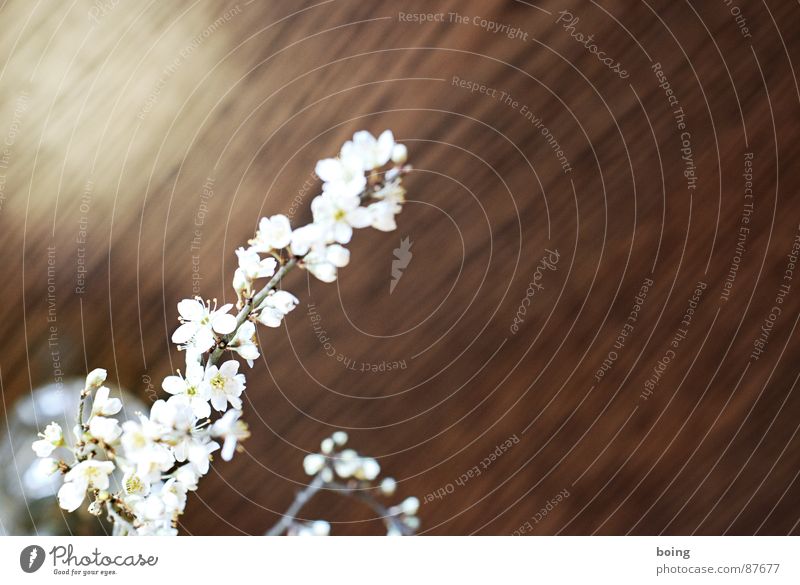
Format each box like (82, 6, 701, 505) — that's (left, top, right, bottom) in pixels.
(235, 247, 278, 285)
(32, 422, 63, 457)
(162, 362, 212, 419)
(256, 290, 298, 328)
(251, 214, 292, 252)
(311, 192, 371, 244)
(85, 368, 107, 389)
(204, 360, 245, 412)
(91, 386, 122, 418)
(57, 460, 115, 512)
(228, 321, 259, 367)
(171, 298, 236, 352)
(211, 409, 250, 461)
(341, 130, 394, 171)
(315, 154, 367, 198)
(304, 244, 350, 283)
(289, 223, 325, 256)
(88, 416, 122, 444)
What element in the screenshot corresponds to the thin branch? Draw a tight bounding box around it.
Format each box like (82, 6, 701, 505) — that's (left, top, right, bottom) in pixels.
(265, 473, 326, 536)
(327, 481, 412, 535)
(208, 258, 299, 367)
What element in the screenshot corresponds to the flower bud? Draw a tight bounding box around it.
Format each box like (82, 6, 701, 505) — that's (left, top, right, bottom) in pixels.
(303, 453, 326, 476)
(400, 496, 419, 516)
(380, 477, 397, 496)
(85, 368, 107, 389)
(391, 144, 408, 165)
(331, 431, 348, 446)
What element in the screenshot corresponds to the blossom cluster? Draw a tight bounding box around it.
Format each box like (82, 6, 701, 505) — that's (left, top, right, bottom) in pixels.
(33, 131, 414, 535)
(296, 431, 420, 536)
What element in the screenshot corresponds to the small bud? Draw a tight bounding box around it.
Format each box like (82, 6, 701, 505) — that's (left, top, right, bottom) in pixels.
(380, 477, 397, 496)
(331, 431, 348, 446)
(85, 368, 107, 389)
(391, 144, 408, 165)
(320, 468, 334, 483)
(404, 515, 420, 531)
(303, 453, 325, 476)
(359, 458, 380, 481)
(311, 520, 330, 536)
(400, 496, 419, 516)
(320, 438, 334, 454)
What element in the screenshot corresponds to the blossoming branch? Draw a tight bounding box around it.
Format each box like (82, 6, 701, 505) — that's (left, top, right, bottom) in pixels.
(32, 130, 418, 536)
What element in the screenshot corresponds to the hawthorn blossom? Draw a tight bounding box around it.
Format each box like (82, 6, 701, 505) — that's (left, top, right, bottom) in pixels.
(91, 386, 122, 418)
(250, 214, 292, 252)
(341, 129, 394, 171)
(171, 298, 236, 352)
(204, 360, 245, 412)
(174, 436, 219, 475)
(256, 290, 298, 328)
(228, 321, 259, 366)
(304, 244, 350, 283)
(162, 362, 212, 419)
(57, 460, 115, 512)
(88, 416, 122, 444)
(315, 154, 367, 198)
(211, 409, 250, 461)
(32, 422, 63, 457)
(85, 368, 107, 389)
(289, 223, 325, 256)
(120, 414, 174, 474)
(311, 191, 371, 244)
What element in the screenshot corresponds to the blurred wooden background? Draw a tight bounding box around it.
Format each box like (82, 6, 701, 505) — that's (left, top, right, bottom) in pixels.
(0, 0, 799, 535)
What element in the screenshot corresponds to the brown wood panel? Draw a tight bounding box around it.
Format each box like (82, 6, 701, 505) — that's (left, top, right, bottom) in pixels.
(0, 0, 799, 535)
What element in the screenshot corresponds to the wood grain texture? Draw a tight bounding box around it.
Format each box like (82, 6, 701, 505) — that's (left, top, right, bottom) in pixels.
(0, 0, 799, 535)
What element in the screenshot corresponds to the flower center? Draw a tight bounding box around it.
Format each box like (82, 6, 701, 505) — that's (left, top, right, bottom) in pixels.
(125, 475, 144, 495)
(210, 373, 225, 390)
(334, 209, 346, 221)
(186, 385, 197, 396)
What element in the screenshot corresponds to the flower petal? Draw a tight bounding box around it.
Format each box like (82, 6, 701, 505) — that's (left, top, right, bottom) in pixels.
(171, 322, 198, 344)
(211, 313, 237, 335)
(177, 299, 205, 321)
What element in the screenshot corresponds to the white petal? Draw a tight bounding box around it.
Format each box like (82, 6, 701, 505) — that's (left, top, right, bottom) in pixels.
(332, 222, 353, 244)
(32, 439, 55, 457)
(212, 313, 237, 335)
(221, 437, 236, 461)
(192, 397, 211, 419)
(210, 394, 228, 412)
(315, 158, 343, 183)
(326, 245, 350, 268)
(162, 376, 186, 395)
(177, 299, 205, 321)
(172, 322, 199, 344)
(57, 481, 86, 512)
(347, 206, 372, 229)
(193, 327, 215, 352)
(376, 130, 395, 166)
(219, 360, 239, 377)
